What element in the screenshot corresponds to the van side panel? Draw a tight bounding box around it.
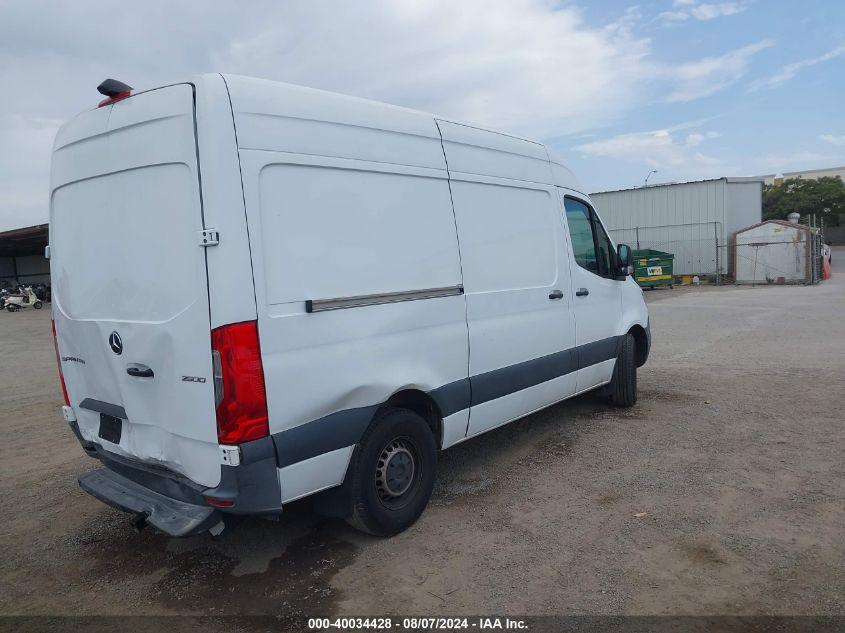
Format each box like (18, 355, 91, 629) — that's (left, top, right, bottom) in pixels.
(438, 122, 577, 437)
(225, 76, 469, 494)
(256, 163, 459, 304)
(451, 176, 578, 436)
(238, 152, 467, 431)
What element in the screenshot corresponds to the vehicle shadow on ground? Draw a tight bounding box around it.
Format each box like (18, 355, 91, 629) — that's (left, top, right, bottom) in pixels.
(76, 390, 618, 619)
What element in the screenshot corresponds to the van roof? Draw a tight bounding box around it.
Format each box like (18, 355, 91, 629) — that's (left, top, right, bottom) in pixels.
(60, 73, 584, 194)
(219, 74, 584, 193)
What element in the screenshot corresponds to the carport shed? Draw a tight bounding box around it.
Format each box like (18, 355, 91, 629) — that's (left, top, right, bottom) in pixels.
(0, 224, 50, 287)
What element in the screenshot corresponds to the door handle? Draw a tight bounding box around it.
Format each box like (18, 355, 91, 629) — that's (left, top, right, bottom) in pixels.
(126, 366, 154, 378)
(548, 289, 564, 300)
(576, 288, 590, 297)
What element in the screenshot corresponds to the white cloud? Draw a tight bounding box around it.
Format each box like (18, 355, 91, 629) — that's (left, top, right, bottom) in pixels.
(750, 45, 845, 91)
(759, 151, 843, 171)
(820, 134, 845, 147)
(658, 10, 691, 21)
(217, 0, 654, 139)
(664, 40, 774, 101)
(0, 0, 779, 230)
(691, 3, 746, 20)
(660, 1, 750, 23)
(574, 125, 722, 174)
(685, 131, 721, 146)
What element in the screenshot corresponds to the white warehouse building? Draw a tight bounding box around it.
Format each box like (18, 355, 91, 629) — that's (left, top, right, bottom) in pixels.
(590, 178, 763, 277)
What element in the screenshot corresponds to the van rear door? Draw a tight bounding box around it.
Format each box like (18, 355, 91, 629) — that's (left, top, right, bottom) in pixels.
(50, 84, 221, 487)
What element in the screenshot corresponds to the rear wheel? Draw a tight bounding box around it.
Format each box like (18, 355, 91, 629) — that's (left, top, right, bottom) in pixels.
(7, 305, 16, 312)
(346, 407, 437, 536)
(608, 333, 637, 407)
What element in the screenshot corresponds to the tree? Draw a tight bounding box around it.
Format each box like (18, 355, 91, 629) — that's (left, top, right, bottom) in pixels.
(762, 176, 845, 226)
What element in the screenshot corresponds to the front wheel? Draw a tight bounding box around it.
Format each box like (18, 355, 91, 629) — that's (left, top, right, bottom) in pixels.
(33, 301, 43, 309)
(7, 305, 16, 313)
(346, 407, 437, 536)
(608, 333, 637, 407)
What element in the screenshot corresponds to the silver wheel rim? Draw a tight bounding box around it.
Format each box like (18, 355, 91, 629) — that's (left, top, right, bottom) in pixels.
(375, 439, 416, 503)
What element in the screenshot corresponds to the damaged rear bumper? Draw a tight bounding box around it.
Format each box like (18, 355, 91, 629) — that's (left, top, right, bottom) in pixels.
(79, 468, 223, 537)
(68, 419, 282, 537)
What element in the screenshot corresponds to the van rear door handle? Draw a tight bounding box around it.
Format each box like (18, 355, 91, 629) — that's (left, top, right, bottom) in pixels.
(126, 366, 154, 378)
(548, 289, 563, 300)
(576, 288, 589, 297)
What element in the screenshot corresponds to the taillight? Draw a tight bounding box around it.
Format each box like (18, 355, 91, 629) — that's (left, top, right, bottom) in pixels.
(210, 321, 269, 444)
(51, 319, 70, 406)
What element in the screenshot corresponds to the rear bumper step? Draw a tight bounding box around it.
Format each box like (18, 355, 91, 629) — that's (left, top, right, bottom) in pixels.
(79, 468, 223, 537)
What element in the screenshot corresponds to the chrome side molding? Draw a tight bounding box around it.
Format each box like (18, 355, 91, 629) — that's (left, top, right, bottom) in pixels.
(306, 285, 464, 313)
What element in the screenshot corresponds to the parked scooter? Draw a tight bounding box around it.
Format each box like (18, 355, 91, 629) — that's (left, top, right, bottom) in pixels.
(4, 286, 43, 312)
(32, 283, 51, 302)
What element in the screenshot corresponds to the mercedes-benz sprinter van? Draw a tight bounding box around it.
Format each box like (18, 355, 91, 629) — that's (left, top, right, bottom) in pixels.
(50, 74, 650, 537)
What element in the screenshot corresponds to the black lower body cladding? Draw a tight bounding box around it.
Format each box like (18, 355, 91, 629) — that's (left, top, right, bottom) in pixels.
(271, 335, 625, 468)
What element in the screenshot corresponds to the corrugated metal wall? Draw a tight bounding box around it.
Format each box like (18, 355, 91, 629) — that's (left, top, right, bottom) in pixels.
(0, 255, 50, 286)
(589, 178, 762, 276)
(725, 182, 764, 235)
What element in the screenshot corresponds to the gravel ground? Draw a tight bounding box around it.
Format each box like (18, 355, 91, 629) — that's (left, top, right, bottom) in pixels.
(1, 250, 843, 627)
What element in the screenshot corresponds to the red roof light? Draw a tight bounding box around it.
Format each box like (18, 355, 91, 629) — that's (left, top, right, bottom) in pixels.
(96, 78, 133, 108)
(98, 91, 131, 107)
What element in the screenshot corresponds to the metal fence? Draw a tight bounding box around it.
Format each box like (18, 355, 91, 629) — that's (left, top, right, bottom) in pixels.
(608, 220, 826, 285)
(608, 221, 723, 278)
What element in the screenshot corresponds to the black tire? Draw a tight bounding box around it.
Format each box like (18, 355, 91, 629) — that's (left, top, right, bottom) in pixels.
(33, 301, 43, 309)
(7, 305, 16, 313)
(346, 407, 437, 536)
(608, 333, 637, 407)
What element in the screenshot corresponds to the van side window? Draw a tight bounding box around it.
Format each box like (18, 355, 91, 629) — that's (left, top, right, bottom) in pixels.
(593, 218, 614, 277)
(565, 197, 617, 279)
(564, 198, 599, 274)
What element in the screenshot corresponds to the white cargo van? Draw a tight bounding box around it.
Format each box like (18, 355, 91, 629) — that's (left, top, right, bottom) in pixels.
(50, 75, 650, 537)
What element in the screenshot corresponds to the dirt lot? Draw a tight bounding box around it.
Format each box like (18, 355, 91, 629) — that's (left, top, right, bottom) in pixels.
(2, 251, 843, 625)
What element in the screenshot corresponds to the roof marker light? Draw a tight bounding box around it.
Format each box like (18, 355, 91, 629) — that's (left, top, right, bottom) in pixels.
(97, 78, 133, 107)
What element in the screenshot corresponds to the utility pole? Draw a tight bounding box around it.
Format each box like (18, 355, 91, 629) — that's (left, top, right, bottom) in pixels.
(644, 170, 658, 187)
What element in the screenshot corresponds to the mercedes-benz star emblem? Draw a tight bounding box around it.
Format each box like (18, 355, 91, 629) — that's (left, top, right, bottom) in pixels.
(108, 331, 123, 355)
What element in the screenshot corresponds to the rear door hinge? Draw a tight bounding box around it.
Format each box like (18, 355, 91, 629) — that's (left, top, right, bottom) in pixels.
(198, 229, 220, 247)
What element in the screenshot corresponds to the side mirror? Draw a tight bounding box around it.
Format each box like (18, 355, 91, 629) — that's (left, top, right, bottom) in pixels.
(617, 243, 633, 278)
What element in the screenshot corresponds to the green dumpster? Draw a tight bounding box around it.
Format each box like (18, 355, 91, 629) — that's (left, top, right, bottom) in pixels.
(632, 249, 674, 288)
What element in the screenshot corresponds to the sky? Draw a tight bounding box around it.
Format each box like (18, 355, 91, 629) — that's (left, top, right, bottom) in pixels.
(0, 0, 843, 231)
